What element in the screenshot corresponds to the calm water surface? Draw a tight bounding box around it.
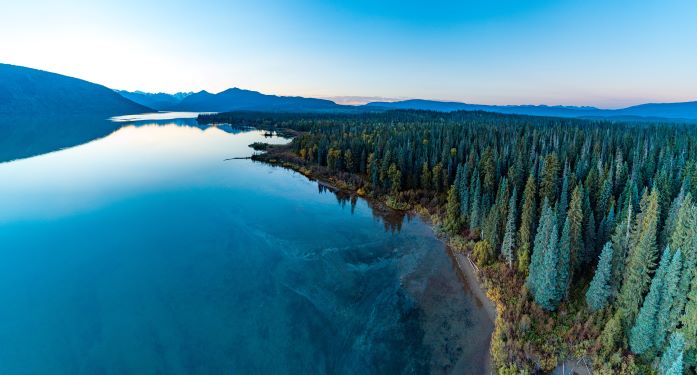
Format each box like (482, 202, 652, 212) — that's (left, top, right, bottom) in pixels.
(0, 117, 492, 374)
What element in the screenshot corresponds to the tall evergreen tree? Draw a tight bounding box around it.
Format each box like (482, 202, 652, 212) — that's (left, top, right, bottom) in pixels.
(539, 153, 560, 206)
(656, 249, 683, 350)
(557, 163, 569, 233)
(581, 190, 596, 266)
(680, 270, 697, 366)
(443, 184, 461, 234)
(501, 188, 517, 268)
(586, 242, 613, 312)
(619, 189, 659, 330)
(629, 246, 671, 356)
(568, 185, 584, 271)
(469, 172, 482, 232)
(556, 217, 572, 301)
(610, 196, 632, 295)
(528, 199, 560, 310)
(659, 332, 685, 375)
(517, 174, 537, 274)
(669, 194, 697, 332)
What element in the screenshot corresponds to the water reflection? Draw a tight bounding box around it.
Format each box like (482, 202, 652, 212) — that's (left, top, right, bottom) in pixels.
(0, 113, 264, 164)
(0, 115, 120, 163)
(316, 179, 412, 233)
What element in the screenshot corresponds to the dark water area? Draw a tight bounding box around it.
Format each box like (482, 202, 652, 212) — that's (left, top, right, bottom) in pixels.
(0, 115, 493, 374)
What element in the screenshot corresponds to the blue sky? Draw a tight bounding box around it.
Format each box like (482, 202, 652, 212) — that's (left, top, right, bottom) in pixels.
(1, 0, 695, 107)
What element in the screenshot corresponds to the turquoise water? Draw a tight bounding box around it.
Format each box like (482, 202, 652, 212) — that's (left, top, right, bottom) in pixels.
(0, 117, 492, 374)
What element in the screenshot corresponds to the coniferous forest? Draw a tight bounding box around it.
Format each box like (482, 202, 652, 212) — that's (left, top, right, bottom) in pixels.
(201, 110, 697, 374)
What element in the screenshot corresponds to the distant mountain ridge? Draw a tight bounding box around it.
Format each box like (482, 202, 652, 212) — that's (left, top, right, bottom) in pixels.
(116, 90, 192, 111)
(120, 87, 697, 120)
(170, 88, 344, 112)
(0, 64, 150, 117)
(3, 63, 694, 121)
(364, 99, 697, 120)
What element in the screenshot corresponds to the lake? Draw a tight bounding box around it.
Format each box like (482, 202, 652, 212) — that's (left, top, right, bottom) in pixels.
(0, 115, 493, 374)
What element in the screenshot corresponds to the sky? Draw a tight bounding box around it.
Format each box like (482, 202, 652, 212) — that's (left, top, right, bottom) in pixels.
(1, 0, 696, 108)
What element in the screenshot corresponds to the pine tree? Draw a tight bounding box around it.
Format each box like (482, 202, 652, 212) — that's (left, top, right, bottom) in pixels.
(501, 188, 517, 268)
(629, 246, 671, 356)
(420, 161, 431, 190)
(664, 353, 683, 375)
(610, 196, 632, 295)
(528, 199, 560, 310)
(661, 187, 685, 249)
(557, 163, 569, 233)
(680, 270, 697, 365)
(568, 185, 584, 271)
(581, 191, 596, 266)
(539, 153, 560, 206)
(556, 216, 571, 301)
(443, 184, 461, 234)
(538, 219, 560, 310)
(656, 249, 683, 349)
(469, 172, 482, 231)
(669, 194, 697, 333)
(482, 206, 500, 251)
(597, 174, 613, 220)
(659, 332, 685, 375)
(597, 203, 615, 251)
(517, 174, 536, 274)
(586, 242, 613, 312)
(619, 189, 659, 330)
(457, 164, 470, 223)
(480, 147, 496, 193)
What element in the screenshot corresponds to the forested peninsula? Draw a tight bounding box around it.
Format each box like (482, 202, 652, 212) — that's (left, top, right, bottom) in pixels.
(201, 110, 697, 374)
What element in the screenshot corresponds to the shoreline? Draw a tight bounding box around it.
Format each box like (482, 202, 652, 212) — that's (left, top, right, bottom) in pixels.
(253, 142, 499, 372)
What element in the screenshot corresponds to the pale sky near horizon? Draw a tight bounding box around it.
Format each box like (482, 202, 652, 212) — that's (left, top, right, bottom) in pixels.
(1, 0, 696, 108)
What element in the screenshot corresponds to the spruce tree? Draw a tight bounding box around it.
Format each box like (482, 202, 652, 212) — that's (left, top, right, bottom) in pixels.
(656, 249, 683, 349)
(619, 189, 659, 330)
(664, 353, 683, 375)
(528, 199, 560, 310)
(610, 196, 632, 295)
(539, 153, 560, 206)
(586, 242, 613, 312)
(443, 184, 461, 234)
(669, 194, 697, 332)
(680, 270, 697, 366)
(420, 161, 431, 190)
(469, 172, 482, 231)
(501, 188, 517, 268)
(629, 246, 671, 356)
(581, 191, 596, 265)
(517, 174, 536, 274)
(457, 164, 470, 223)
(556, 216, 571, 301)
(568, 185, 584, 271)
(557, 163, 569, 233)
(659, 332, 685, 375)
(538, 219, 560, 310)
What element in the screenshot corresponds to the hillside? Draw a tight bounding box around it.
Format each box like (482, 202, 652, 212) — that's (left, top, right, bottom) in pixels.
(172, 88, 343, 112)
(366, 99, 697, 120)
(117, 90, 191, 111)
(0, 64, 151, 116)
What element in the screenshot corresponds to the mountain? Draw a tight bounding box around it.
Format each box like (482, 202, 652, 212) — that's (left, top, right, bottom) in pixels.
(613, 101, 697, 119)
(365, 99, 697, 120)
(172, 88, 344, 112)
(0, 64, 151, 116)
(117, 90, 192, 111)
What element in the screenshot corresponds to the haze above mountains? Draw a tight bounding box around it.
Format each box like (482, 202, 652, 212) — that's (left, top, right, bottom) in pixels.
(2, 63, 697, 121)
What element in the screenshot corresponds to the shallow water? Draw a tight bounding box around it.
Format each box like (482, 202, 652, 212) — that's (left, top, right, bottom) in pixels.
(0, 117, 492, 374)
